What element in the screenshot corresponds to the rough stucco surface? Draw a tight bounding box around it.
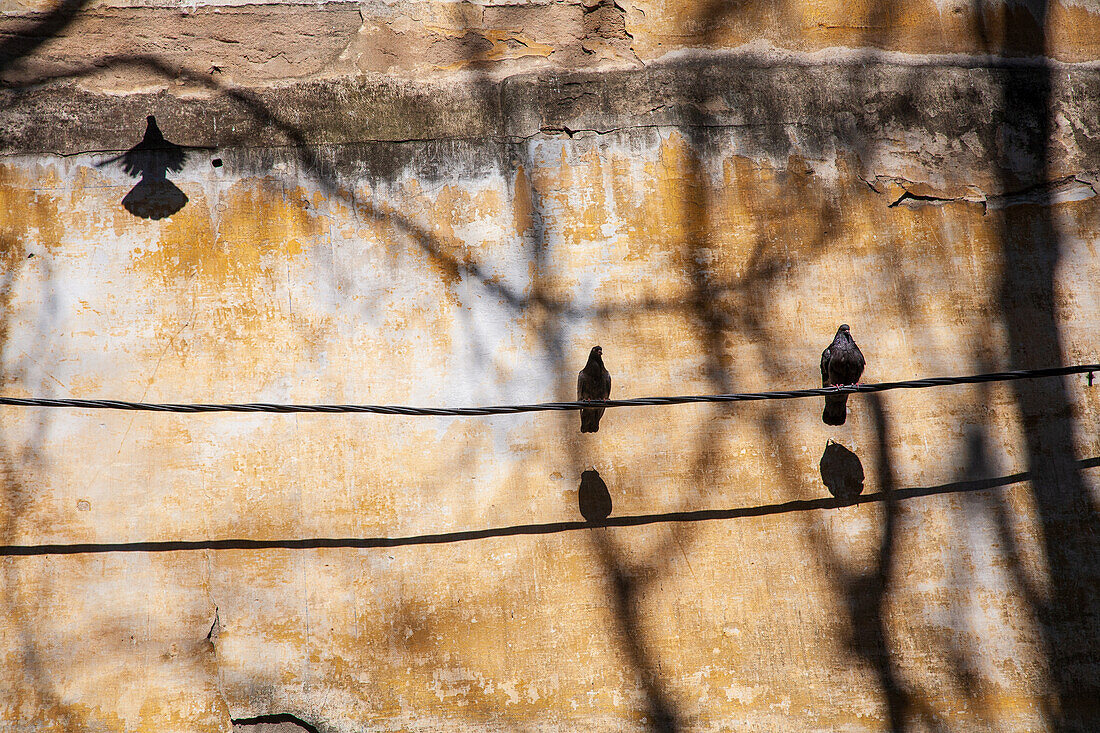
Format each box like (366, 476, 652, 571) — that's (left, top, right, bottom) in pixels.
(1, 1, 1100, 732)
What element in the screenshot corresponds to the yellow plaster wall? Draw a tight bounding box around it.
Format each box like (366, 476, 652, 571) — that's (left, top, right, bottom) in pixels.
(0, 0, 1099, 728)
(0, 124, 1097, 730)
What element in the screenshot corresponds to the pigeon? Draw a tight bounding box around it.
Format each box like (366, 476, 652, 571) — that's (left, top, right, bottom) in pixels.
(820, 324, 865, 426)
(577, 345, 611, 433)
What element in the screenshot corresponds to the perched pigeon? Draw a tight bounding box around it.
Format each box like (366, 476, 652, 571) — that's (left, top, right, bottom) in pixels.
(820, 324, 865, 426)
(577, 345, 611, 433)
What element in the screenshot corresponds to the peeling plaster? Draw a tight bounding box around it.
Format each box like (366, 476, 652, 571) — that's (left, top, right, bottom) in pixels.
(1, 2, 1099, 731)
(885, 173, 1099, 211)
(232, 713, 321, 733)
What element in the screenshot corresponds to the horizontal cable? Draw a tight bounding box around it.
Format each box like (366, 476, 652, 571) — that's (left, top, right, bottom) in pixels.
(0, 363, 1094, 416)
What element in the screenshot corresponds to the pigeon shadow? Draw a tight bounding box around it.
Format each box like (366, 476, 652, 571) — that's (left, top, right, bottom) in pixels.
(104, 115, 188, 220)
(820, 440, 865, 504)
(579, 469, 612, 524)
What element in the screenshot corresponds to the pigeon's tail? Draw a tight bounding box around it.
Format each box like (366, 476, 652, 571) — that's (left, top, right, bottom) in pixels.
(581, 408, 604, 433)
(822, 394, 848, 426)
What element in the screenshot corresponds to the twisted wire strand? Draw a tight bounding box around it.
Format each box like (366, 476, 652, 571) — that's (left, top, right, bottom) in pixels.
(0, 363, 1094, 416)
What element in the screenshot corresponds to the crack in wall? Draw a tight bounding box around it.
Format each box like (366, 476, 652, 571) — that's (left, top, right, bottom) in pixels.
(528, 120, 806, 140)
(205, 595, 321, 732)
(886, 173, 1098, 212)
(207, 604, 221, 642)
(888, 189, 979, 209)
(9, 120, 810, 159)
(206, 598, 236, 732)
(231, 713, 321, 733)
(3, 54, 1099, 179)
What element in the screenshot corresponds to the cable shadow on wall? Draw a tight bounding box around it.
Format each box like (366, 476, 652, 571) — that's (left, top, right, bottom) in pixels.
(4, 11, 1098, 730)
(979, 0, 1100, 726)
(3, 455, 1096, 556)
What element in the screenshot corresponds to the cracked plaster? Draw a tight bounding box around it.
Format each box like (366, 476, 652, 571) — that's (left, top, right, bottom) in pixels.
(0, 2, 1099, 732)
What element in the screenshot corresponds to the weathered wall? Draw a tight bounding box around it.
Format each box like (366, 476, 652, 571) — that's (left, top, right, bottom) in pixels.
(1, 1, 1099, 731)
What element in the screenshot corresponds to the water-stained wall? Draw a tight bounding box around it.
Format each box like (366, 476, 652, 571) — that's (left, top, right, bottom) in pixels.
(1, 1, 1099, 731)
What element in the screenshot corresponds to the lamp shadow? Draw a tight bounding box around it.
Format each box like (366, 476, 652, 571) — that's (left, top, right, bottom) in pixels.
(101, 115, 188, 220)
